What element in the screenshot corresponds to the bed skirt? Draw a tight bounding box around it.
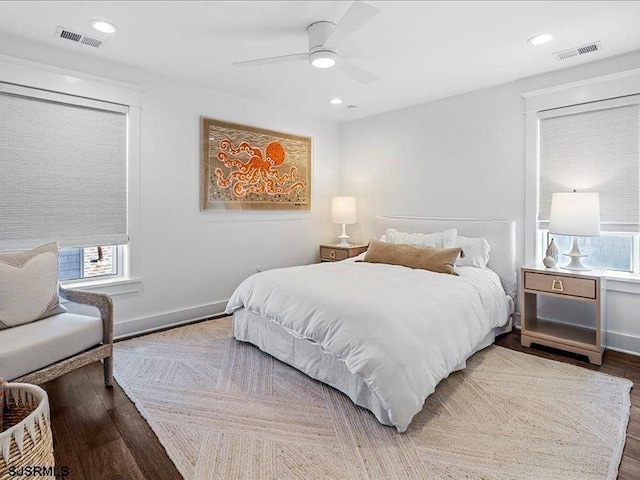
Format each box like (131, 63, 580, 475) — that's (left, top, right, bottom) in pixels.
(233, 308, 512, 429)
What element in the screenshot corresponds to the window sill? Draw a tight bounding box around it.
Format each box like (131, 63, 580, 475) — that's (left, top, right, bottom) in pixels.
(60, 277, 143, 298)
(603, 272, 640, 294)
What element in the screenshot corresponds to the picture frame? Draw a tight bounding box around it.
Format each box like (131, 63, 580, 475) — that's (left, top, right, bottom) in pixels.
(200, 117, 312, 211)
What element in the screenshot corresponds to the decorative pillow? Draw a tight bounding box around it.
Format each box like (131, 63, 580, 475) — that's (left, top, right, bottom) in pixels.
(363, 240, 462, 275)
(385, 228, 457, 249)
(0, 242, 66, 330)
(455, 236, 491, 269)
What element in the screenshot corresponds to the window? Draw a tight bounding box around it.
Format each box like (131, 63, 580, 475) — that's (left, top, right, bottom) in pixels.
(59, 245, 123, 281)
(536, 95, 640, 273)
(0, 84, 130, 283)
(538, 232, 635, 272)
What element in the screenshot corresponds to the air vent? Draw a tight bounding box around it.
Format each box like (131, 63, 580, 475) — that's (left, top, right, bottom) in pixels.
(54, 26, 104, 49)
(80, 36, 103, 48)
(577, 43, 599, 55)
(59, 30, 81, 42)
(553, 41, 600, 61)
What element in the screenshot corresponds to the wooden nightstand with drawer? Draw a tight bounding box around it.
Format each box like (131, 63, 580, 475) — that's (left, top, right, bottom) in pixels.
(319, 244, 368, 262)
(520, 266, 606, 365)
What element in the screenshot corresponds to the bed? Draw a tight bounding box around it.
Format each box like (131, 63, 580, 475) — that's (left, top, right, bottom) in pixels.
(226, 216, 517, 432)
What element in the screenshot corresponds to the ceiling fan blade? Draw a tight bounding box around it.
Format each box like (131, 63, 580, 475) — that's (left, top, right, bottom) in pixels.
(323, 1, 380, 51)
(337, 60, 378, 84)
(233, 53, 307, 67)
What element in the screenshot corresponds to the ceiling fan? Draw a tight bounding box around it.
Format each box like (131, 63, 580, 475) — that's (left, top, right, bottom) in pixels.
(233, 1, 380, 85)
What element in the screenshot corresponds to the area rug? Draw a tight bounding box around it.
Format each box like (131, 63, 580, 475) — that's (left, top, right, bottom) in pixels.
(114, 317, 631, 480)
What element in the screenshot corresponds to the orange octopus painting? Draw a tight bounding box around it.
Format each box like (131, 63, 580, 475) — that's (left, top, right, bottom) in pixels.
(200, 117, 311, 210)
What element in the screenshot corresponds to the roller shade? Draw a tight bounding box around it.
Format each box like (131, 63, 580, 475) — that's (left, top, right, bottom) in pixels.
(538, 97, 640, 233)
(0, 90, 128, 250)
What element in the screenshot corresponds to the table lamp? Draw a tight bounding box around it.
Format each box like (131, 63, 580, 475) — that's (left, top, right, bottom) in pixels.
(331, 196, 357, 247)
(549, 192, 600, 271)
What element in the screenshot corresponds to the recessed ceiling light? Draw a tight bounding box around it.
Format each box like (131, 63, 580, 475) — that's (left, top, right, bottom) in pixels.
(310, 51, 337, 69)
(90, 20, 118, 34)
(528, 33, 553, 45)
(329, 98, 343, 105)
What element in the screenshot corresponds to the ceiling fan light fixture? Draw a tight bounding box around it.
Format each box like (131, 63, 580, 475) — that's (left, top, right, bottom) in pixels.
(310, 51, 337, 69)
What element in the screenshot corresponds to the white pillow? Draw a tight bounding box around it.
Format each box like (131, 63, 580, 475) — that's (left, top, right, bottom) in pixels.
(455, 236, 491, 269)
(0, 242, 66, 330)
(385, 228, 458, 249)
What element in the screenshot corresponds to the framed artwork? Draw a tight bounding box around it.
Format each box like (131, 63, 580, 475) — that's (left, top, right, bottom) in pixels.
(200, 117, 312, 210)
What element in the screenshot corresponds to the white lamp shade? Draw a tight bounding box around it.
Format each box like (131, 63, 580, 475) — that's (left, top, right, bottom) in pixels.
(549, 192, 600, 236)
(331, 196, 357, 224)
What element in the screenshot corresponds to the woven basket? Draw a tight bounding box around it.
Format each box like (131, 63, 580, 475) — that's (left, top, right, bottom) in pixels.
(0, 383, 54, 480)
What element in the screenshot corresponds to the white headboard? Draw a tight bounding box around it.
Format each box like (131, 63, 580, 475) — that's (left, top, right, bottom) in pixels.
(373, 216, 517, 298)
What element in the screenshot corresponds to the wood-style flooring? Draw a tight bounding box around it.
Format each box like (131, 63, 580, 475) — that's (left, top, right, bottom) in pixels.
(41, 326, 640, 480)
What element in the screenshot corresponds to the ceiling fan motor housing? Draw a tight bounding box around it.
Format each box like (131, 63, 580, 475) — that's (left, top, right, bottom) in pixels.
(307, 21, 338, 68)
(307, 21, 336, 53)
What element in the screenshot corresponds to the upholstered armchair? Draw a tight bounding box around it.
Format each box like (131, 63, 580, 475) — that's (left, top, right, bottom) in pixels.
(0, 241, 114, 387)
(1, 287, 114, 387)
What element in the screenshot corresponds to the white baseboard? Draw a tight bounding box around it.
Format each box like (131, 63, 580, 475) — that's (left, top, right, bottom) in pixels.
(605, 331, 640, 356)
(114, 300, 229, 339)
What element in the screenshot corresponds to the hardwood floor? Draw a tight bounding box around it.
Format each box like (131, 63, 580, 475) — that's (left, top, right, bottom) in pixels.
(42, 361, 182, 480)
(41, 327, 640, 480)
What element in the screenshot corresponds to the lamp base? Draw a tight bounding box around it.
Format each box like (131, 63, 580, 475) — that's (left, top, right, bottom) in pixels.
(336, 223, 351, 247)
(560, 236, 591, 271)
(336, 237, 351, 247)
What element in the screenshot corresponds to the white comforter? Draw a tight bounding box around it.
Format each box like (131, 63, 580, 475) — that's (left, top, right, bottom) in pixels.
(225, 260, 510, 432)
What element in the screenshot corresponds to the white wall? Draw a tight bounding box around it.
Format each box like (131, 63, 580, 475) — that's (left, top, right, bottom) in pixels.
(113, 78, 340, 336)
(0, 36, 341, 337)
(340, 50, 640, 354)
(341, 81, 525, 247)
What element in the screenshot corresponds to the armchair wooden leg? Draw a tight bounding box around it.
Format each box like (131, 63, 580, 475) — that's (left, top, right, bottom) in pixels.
(104, 355, 114, 387)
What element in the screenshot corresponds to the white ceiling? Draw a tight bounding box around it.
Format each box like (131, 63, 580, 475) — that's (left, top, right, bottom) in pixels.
(0, 1, 639, 122)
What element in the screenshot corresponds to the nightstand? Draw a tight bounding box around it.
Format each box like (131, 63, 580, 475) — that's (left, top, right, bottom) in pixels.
(520, 265, 606, 365)
(319, 244, 368, 262)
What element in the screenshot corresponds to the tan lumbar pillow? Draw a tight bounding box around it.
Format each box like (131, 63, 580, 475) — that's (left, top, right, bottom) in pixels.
(0, 242, 66, 330)
(363, 240, 463, 275)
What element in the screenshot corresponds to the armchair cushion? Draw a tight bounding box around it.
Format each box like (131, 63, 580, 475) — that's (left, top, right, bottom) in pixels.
(0, 312, 102, 381)
(0, 242, 66, 330)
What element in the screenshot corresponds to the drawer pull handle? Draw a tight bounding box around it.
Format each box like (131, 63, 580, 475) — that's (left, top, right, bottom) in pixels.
(552, 279, 564, 292)
(330, 250, 336, 259)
